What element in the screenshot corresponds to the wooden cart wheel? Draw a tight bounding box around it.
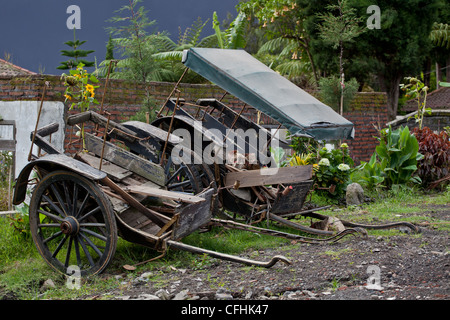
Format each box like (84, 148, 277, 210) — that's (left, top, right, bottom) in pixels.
(162, 153, 203, 194)
(29, 170, 117, 277)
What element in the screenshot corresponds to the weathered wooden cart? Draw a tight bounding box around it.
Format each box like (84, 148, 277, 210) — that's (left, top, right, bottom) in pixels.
(152, 48, 419, 236)
(13, 109, 304, 276)
(13, 48, 418, 277)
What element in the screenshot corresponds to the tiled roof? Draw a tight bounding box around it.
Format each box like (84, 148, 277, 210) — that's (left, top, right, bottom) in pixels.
(402, 86, 450, 113)
(0, 58, 36, 76)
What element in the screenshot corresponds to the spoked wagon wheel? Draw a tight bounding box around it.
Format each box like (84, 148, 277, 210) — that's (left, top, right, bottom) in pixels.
(162, 153, 203, 194)
(29, 170, 117, 277)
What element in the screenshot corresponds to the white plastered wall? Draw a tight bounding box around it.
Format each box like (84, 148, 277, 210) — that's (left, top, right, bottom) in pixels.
(0, 101, 65, 178)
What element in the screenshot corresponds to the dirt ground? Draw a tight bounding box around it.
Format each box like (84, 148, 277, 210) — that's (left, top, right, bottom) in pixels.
(99, 202, 449, 301)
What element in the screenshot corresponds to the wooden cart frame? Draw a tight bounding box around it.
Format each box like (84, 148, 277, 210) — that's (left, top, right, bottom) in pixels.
(13, 49, 419, 277)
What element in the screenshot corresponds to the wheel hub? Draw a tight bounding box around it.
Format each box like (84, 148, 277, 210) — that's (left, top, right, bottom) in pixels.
(60, 216, 80, 236)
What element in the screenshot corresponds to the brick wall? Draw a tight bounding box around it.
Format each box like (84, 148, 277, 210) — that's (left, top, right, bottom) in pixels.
(342, 92, 388, 164)
(0, 75, 388, 164)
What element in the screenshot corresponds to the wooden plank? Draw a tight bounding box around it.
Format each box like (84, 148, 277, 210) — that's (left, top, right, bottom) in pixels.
(30, 133, 61, 155)
(75, 152, 133, 181)
(36, 123, 59, 137)
(124, 185, 206, 204)
(0, 140, 15, 151)
(67, 111, 137, 143)
(172, 188, 214, 240)
(0, 211, 18, 216)
(224, 165, 313, 188)
(84, 133, 165, 186)
(123, 120, 182, 144)
(101, 176, 168, 228)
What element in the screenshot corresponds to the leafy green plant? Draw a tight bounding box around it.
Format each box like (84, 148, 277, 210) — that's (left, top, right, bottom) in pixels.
(356, 153, 385, 191)
(288, 152, 314, 166)
(375, 126, 423, 188)
(313, 143, 354, 199)
(318, 75, 359, 113)
(8, 204, 30, 240)
(288, 134, 319, 157)
(213, 11, 247, 49)
(430, 22, 450, 49)
(269, 147, 287, 167)
(400, 77, 431, 130)
(61, 63, 100, 150)
(0, 151, 13, 188)
(62, 63, 100, 112)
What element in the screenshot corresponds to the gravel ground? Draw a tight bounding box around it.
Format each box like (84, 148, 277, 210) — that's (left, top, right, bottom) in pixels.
(97, 202, 449, 302)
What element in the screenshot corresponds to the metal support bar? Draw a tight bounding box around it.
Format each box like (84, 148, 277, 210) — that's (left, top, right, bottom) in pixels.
(157, 67, 189, 118)
(166, 239, 291, 268)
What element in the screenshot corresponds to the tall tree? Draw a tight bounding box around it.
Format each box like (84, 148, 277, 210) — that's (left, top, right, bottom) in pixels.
(348, 0, 443, 120)
(316, 0, 365, 114)
(239, 0, 321, 85)
(57, 28, 95, 70)
(101, 0, 166, 122)
(105, 0, 164, 82)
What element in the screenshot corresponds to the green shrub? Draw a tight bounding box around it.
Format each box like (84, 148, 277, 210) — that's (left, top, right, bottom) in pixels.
(412, 127, 450, 189)
(313, 143, 354, 199)
(318, 75, 359, 113)
(356, 153, 385, 191)
(357, 126, 423, 189)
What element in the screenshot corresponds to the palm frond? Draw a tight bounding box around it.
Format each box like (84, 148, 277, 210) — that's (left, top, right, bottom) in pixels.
(197, 34, 220, 48)
(275, 60, 309, 79)
(153, 51, 184, 62)
(148, 35, 177, 52)
(258, 37, 293, 55)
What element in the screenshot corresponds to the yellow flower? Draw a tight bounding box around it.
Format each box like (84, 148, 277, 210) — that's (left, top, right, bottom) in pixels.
(85, 84, 95, 97)
(64, 94, 72, 100)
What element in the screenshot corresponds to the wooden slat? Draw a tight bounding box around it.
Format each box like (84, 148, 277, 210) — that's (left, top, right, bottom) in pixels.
(172, 188, 214, 240)
(0, 140, 15, 151)
(75, 152, 133, 181)
(84, 133, 165, 186)
(224, 165, 313, 188)
(124, 185, 206, 204)
(123, 120, 182, 144)
(101, 176, 168, 228)
(29, 133, 61, 155)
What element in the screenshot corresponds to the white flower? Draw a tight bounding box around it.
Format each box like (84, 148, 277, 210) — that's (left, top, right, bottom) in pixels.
(318, 158, 330, 166)
(338, 163, 350, 171)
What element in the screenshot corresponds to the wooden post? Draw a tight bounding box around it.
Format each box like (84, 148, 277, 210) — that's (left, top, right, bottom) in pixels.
(29, 81, 49, 161)
(160, 91, 180, 166)
(157, 67, 189, 118)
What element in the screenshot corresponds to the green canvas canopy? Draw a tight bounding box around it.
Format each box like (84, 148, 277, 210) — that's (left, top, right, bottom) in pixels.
(182, 48, 354, 141)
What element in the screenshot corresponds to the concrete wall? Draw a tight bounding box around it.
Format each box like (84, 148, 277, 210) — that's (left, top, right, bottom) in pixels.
(0, 101, 65, 177)
(387, 110, 450, 133)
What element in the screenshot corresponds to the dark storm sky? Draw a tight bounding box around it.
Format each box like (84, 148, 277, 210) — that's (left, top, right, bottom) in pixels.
(0, 0, 239, 75)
